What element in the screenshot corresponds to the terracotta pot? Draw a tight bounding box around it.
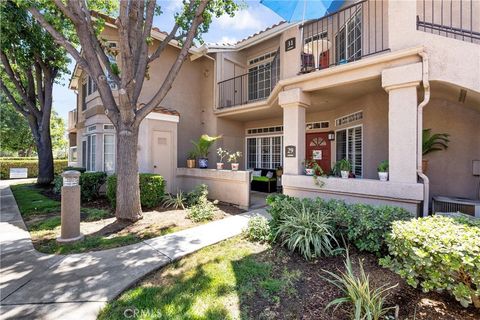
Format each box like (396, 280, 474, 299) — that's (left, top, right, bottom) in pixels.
(231, 163, 239, 171)
(216, 162, 224, 170)
(186, 159, 196, 168)
(422, 159, 429, 173)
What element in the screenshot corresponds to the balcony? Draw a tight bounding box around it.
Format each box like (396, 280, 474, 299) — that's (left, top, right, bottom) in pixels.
(217, 49, 280, 109)
(300, 0, 388, 73)
(416, 0, 480, 44)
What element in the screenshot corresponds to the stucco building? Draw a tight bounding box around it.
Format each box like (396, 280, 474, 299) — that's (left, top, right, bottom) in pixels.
(67, 0, 480, 215)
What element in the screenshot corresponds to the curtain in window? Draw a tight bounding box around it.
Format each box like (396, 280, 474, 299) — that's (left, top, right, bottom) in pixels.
(104, 134, 115, 172)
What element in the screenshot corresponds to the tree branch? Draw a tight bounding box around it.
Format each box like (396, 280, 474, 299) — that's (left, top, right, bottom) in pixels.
(27, 6, 91, 75)
(0, 79, 29, 117)
(135, 0, 209, 125)
(132, 0, 156, 103)
(148, 24, 180, 63)
(0, 51, 39, 117)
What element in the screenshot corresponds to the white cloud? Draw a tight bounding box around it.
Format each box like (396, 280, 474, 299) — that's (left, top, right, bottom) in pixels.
(166, 0, 183, 12)
(217, 8, 263, 31)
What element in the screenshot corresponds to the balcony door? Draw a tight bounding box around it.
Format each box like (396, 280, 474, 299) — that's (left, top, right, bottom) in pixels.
(248, 62, 271, 102)
(335, 9, 362, 63)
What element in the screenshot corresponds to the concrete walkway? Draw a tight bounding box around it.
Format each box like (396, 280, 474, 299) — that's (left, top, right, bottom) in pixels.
(0, 180, 268, 320)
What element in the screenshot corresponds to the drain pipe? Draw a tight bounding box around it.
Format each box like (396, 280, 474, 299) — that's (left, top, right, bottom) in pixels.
(417, 51, 430, 217)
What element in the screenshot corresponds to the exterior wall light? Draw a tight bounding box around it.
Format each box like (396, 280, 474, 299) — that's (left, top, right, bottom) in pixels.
(328, 132, 335, 141)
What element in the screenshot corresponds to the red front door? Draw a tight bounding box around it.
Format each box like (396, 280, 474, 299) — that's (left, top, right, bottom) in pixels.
(306, 132, 331, 173)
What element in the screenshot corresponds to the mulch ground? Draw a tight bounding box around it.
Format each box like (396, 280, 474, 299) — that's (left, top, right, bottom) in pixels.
(246, 246, 480, 320)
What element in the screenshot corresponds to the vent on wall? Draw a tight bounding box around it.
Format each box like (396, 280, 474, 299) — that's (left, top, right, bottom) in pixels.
(246, 126, 283, 135)
(335, 111, 363, 126)
(433, 196, 480, 218)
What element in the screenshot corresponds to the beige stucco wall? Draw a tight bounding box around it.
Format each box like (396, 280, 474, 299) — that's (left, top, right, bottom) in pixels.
(424, 98, 480, 199)
(176, 168, 251, 209)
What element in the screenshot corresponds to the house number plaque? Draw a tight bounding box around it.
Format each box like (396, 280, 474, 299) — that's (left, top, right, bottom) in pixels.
(285, 145, 296, 157)
(285, 37, 296, 51)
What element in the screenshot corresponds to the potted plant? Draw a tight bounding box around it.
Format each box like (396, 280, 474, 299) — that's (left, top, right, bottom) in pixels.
(377, 160, 389, 181)
(186, 150, 196, 168)
(334, 159, 351, 179)
(216, 148, 229, 170)
(228, 151, 242, 171)
(422, 128, 449, 173)
(191, 134, 221, 169)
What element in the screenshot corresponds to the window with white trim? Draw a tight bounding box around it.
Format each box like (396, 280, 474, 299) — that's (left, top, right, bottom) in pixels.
(84, 135, 96, 171)
(69, 146, 77, 163)
(246, 135, 283, 169)
(103, 134, 115, 172)
(336, 126, 362, 177)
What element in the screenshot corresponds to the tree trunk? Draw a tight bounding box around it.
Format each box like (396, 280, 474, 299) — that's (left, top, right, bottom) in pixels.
(115, 125, 142, 221)
(36, 127, 54, 185)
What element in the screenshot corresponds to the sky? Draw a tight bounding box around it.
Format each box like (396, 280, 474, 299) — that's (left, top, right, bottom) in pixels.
(52, 0, 283, 122)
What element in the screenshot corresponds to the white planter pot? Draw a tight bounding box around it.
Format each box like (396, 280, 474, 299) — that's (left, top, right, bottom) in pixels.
(341, 171, 349, 179)
(378, 172, 389, 181)
(231, 163, 239, 171)
(216, 162, 224, 170)
(305, 168, 315, 176)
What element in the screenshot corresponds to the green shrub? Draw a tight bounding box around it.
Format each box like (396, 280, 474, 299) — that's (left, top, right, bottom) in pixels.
(0, 159, 67, 179)
(267, 195, 410, 255)
(186, 185, 216, 222)
(106, 173, 165, 208)
(323, 252, 396, 319)
(380, 216, 480, 308)
(273, 201, 341, 260)
(243, 216, 271, 242)
(162, 191, 186, 210)
(185, 184, 209, 207)
(80, 172, 107, 202)
(341, 204, 411, 255)
(0, 157, 38, 160)
(53, 171, 107, 202)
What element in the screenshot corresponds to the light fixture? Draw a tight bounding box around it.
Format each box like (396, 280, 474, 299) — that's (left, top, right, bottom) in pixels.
(328, 131, 335, 141)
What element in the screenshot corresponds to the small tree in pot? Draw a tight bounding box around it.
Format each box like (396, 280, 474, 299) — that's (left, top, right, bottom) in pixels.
(377, 160, 389, 181)
(216, 147, 229, 170)
(191, 135, 221, 169)
(422, 129, 449, 173)
(228, 151, 242, 171)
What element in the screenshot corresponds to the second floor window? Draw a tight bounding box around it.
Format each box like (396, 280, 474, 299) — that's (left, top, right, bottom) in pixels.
(87, 75, 97, 96)
(81, 81, 87, 111)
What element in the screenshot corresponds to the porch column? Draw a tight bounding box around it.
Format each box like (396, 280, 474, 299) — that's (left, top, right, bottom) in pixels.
(382, 63, 423, 184)
(279, 88, 310, 175)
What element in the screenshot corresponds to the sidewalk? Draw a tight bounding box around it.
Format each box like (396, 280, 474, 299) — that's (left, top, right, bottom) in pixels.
(0, 180, 268, 320)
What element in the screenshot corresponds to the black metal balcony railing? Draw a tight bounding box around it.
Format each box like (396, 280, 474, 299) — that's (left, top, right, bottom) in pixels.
(417, 0, 480, 43)
(300, 0, 388, 73)
(218, 49, 280, 109)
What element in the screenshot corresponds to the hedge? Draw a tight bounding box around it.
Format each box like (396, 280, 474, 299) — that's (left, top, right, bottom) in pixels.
(266, 194, 412, 255)
(0, 157, 38, 160)
(0, 159, 68, 179)
(53, 171, 107, 202)
(106, 173, 165, 208)
(380, 216, 480, 308)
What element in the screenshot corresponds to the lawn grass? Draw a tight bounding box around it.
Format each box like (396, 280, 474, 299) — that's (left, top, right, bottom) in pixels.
(10, 183, 60, 216)
(98, 238, 302, 320)
(32, 226, 178, 255)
